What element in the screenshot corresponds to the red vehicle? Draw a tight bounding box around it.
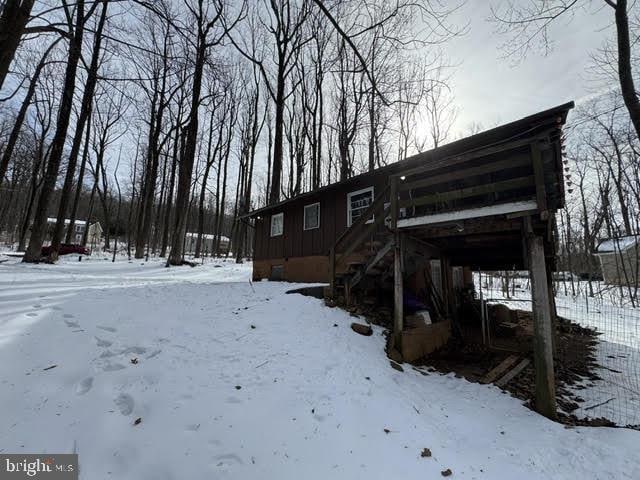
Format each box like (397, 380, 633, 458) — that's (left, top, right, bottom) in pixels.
(41, 244, 90, 257)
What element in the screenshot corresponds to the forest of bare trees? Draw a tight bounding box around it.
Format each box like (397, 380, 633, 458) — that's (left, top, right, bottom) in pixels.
(0, 0, 638, 281)
(0, 0, 462, 265)
(491, 0, 640, 303)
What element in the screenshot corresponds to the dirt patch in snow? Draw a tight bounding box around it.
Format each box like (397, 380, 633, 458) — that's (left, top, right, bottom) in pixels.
(417, 309, 620, 428)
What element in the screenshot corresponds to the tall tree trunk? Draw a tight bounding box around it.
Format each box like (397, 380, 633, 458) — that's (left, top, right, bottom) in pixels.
(269, 66, 285, 204)
(50, 0, 109, 261)
(23, 0, 86, 263)
(194, 110, 216, 258)
(0, 0, 35, 90)
(160, 123, 180, 258)
(151, 151, 168, 254)
(17, 136, 47, 251)
(66, 106, 93, 243)
(0, 37, 58, 187)
(82, 177, 98, 247)
(168, 33, 206, 265)
(615, 0, 640, 141)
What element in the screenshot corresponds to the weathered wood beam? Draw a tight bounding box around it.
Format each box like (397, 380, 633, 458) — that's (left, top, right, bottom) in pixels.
(525, 220, 557, 420)
(495, 358, 531, 387)
(531, 143, 548, 220)
(348, 237, 394, 290)
(338, 205, 389, 262)
(391, 177, 404, 347)
(398, 199, 537, 229)
(399, 176, 535, 210)
(410, 218, 525, 239)
(329, 247, 336, 298)
(390, 135, 545, 180)
(400, 155, 531, 192)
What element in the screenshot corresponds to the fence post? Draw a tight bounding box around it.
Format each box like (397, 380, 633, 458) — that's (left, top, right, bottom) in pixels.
(526, 229, 557, 419)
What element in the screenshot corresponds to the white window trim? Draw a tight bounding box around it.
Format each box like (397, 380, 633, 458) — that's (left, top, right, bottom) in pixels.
(270, 212, 284, 237)
(347, 186, 374, 227)
(303, 202, 320, 231)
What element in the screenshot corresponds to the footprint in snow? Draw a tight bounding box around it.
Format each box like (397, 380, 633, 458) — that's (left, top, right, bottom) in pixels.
(65, 319, 80, 328)
(102, 363, 126, 372)
(32, 304, 42, 308)
(145, 349, 161, 360)
(214, 453, 243, 466)
(63, 313, 74, 318)
(185, 423, 201, 432)
(97, 325, 117, 333)
(114, 393, 134, 415)
(120, 346, 146, 355)
(76, 377, 93, 395)
(26, 312, 37, 317)
(95, 337, 113, 347)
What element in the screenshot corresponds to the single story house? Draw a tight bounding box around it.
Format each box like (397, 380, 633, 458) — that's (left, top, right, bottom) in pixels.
(246, 102, 571, 285)
(595, 235, 639, 286)
(184, 232, 230, 254)
(46, 218, 102, 246)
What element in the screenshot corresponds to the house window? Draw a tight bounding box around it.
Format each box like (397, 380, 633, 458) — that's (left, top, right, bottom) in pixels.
(347, 187, 374, 227)
(303, 203, 320, 230)
(270, 213, 284, 237)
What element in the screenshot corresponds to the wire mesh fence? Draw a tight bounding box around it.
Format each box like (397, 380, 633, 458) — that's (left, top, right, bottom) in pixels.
(476, 272, 640, 428)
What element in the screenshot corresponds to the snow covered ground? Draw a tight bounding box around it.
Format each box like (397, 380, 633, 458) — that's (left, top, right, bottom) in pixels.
(1, 256, 639, 479)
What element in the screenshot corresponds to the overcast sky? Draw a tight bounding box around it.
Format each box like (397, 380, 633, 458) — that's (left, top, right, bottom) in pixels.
(446, 1, 614, 137)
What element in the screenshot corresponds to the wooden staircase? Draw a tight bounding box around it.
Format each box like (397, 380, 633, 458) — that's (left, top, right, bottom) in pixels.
(327, 179, 436, 311)
(328, 184, 391, 301)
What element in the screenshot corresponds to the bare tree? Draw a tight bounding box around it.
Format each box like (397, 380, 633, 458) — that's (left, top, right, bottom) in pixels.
(0, 0, 36, 89)
(23, 0, 98, 262)
(491, 0, 640, 140)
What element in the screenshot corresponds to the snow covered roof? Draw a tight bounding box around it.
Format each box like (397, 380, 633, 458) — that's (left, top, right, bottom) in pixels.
(185, 232, 230, 242)
(46, 218, 87, 226)
(595, 235, 639, 254)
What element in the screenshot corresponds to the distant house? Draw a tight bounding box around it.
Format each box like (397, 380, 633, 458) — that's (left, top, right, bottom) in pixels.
(184, 232, 230, 254)
(46, 218, 102, 246)
(595, 236, 639, 286)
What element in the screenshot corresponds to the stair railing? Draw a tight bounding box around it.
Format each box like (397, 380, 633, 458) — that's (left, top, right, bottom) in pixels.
(329, 184, 391, 298)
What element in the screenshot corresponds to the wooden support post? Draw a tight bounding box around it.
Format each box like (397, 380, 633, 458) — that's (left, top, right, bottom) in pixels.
(526, 231, 557, 419)
(546, 257, 558, 353)
(391, 177, 403, 347)
(329, 247, 336, 299)
(345, 275, 352, 306)
(531, 143, 549, 220)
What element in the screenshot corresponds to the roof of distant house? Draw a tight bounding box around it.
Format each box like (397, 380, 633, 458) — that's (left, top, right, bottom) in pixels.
(47, 218, 87, 226)
(595, 235, 640, 254)
(185, 232, 230, 242)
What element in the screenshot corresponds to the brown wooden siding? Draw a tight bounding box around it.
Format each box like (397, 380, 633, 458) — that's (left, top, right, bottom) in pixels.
(254, 172, 390, 261)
